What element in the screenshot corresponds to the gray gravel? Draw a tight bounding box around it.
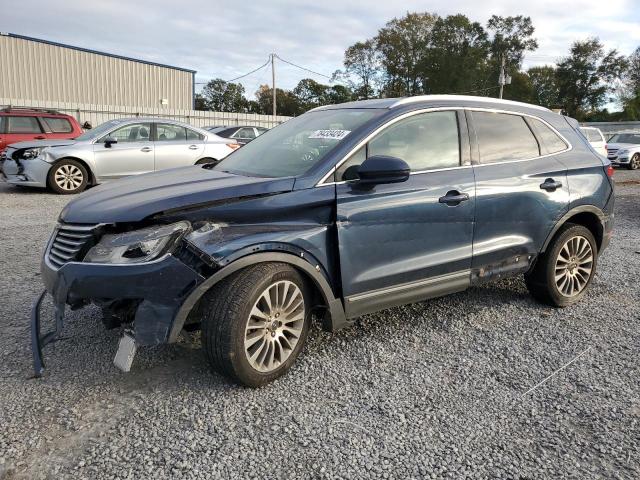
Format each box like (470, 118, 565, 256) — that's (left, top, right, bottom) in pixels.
(0, 171, 639, 479)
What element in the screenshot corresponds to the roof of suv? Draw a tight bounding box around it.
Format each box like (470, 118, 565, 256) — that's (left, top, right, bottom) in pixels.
(0, 107, 72, 117)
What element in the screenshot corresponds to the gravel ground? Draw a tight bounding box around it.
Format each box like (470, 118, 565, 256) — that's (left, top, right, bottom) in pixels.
(0, 169, 638, 479)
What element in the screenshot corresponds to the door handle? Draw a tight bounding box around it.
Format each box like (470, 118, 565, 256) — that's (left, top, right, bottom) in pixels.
(540, 178, 562, 191)
(438, 190, 470, 206)
(141, 147, 152, 152)
(188, 145, 199, 150)
(34, 136, 45, 139)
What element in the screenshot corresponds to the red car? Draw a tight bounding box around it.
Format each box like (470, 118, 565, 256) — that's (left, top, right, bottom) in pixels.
(0, 107, 83, 153)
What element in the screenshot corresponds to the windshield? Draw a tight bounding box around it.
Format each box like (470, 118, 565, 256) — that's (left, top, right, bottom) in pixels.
(608, 133, 640, 144)
(73, 119, 129, 141)
(214, 109, 383, 177)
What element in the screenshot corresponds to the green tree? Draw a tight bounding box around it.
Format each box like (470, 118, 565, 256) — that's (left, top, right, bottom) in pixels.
(375, 12, 438, 96)
(292, 78, 328, 110)
(254, 85, 302, 116)
(342, 40, 380, 99)
(201, 79, 248, 112)
(527, 66, 560, 108)
(620, 47, 640, 119)
(193, 93, 207, 111)
(555, 38, 628, 119)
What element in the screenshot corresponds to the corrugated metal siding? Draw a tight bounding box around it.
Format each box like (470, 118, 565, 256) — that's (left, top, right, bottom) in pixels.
(0, 35, 193, 109)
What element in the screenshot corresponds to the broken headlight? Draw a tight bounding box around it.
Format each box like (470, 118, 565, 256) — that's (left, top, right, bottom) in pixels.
(84, 221, 191, 264)
(22, 147, 45, 159)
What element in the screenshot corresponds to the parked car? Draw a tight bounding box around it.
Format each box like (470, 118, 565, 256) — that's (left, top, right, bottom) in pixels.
(204, 125, 268, 144)
(605, 132, 640, 170)
(32, 95, 614, 387)
(579, 126, 607, 157)
(1, 118, 239, 194)
(0, 107, 83, 154)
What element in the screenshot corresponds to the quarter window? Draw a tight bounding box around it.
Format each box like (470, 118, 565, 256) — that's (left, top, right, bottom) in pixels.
(529, 118, 568, 155)
(334, 111, 460, 181)
(6, 116, 42, 134)
(102, 123, 151, 143)
(42, 117, 73, 133)
(156, 124, 186, 141)
(186, 128, 204, 141)
(235, 128, 256, 139)
(473, 112, 539, 163)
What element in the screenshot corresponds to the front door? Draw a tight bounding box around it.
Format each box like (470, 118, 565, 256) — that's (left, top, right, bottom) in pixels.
(333, 110, 476, 317)
(93, 122, 153, 180)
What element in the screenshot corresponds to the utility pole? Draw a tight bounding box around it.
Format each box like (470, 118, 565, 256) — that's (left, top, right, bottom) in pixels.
(499, 55, 505, 99)
(271, 53, 277, 118)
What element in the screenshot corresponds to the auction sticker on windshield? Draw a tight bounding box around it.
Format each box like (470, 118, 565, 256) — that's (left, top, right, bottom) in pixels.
(309, 130, 351, 140)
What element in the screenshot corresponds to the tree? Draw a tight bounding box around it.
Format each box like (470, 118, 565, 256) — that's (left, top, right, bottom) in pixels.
(292, 78, 328, 110)
(555, 38, 628, 119)
(425, 14, 490, 94)
(193, 93, 207, 111)
(375, 12, 438, 96)
(254, 85, 302, 116)
(620, 47, 640, 119)
(343, 40, 380, 99)
(527, 66, 560, 108)
(486, 15, 538, 68)
(201, 79, 248, 112)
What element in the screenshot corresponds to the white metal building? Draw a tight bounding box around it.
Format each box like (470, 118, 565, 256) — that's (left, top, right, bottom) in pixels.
(0, 33, 195, 109)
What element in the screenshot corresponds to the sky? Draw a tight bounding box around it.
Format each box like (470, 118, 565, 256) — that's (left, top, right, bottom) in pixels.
(2, 0, 639, 98)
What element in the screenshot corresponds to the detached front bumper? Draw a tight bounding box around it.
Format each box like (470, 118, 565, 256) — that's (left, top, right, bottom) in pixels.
(32, 250, 205, 375)
(1, 158, 50, 187)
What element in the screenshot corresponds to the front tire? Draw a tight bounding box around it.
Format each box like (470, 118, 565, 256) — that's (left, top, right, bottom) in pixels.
(201, 263, 311, 387)
(47, 159, 88, 194)
(628, 153, 640, 170)
(525, 224, 597, 307)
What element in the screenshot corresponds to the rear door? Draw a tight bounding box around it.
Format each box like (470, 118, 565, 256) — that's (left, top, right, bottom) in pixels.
(333, 109, 476, 317)
(92, 122, 153, 179)
(153, 123, 203, 171)
(40, 116, 76, 141)
(3, 115, 45, 149)
(468, 110, 569, 281)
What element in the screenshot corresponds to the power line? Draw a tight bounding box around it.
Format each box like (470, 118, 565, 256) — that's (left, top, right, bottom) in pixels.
(193, 58, 271, 85)
(274, 54, 333, 80)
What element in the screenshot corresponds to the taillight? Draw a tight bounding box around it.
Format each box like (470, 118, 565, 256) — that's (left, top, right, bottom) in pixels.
(606, 165, 614, 177)
(226, 143, 241, 151)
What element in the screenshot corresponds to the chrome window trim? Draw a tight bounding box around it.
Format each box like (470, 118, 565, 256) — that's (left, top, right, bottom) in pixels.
(316, 106, 573, 186)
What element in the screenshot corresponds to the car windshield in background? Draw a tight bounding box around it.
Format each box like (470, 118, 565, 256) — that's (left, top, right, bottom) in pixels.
(214, 109, 383, 177)
(73, 119, 123, 141)
(609, 133, 640, 144)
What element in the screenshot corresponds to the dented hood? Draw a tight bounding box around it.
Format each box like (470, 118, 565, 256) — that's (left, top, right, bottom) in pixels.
(60, 166, 295, 224)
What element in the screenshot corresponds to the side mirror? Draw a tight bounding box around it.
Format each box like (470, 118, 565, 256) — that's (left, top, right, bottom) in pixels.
(104, 137, 118, 148)
(356, 155, 410, 185)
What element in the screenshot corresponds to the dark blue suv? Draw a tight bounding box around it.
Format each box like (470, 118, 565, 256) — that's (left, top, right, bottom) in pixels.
(33, 95, 615, 387)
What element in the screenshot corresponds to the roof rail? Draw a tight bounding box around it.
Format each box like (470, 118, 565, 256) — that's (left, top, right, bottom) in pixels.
(1, 105, 63, 114)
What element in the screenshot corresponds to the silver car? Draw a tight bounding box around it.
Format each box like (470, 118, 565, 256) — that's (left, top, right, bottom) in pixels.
(0, 118, 239, 194)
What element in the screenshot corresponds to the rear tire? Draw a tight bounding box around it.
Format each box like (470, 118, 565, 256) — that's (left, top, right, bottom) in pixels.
(47, 159, 88, 194)
(201, 263, 311, 387)
(628, 153, 640, 170)
(525, 224, 597, 307)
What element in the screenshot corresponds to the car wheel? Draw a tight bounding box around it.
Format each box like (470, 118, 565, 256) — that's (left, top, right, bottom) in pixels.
(47, 159, 88, 194)
(195, 157, 218, 166)
(629, 153, 640, 170)
(525, 224, 597, 307)
(201, 262, 311, 387)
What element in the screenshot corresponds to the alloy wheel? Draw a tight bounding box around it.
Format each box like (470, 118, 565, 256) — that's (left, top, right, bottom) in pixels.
(631, 154, 640, 170)
(554, 235, 594, 297)
(54, 164, 84, 191)
(244, 280, 305, 372)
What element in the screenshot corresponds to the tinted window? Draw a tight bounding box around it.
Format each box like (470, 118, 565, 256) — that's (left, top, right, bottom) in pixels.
(335, 111, 460, 181)
(156, 124, 186, 141)
(608, 133, 640, 144)
(7, 116, 42, 134)
(529, 118, 568, 155)
(102, 123, 151, 143)
(186, 128, 203, 141)
(473, 112, 539, 163)
(42, 117, 73, 133)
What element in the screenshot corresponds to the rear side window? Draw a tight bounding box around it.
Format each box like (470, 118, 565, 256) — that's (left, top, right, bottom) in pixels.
(529, 118, 568, 155)
(156, 124, 186, 141)
(42, 117, 73, 133)
(473, 112, 539, 163)
(186, 128, 204, 141)
(6, 116, 42, 134)
(235, 127, 256, 139)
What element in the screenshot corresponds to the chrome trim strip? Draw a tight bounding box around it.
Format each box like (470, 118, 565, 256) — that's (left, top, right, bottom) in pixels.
(316, 106, 572, 186)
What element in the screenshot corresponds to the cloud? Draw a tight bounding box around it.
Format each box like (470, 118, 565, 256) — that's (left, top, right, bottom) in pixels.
(2, 0, 638, 98)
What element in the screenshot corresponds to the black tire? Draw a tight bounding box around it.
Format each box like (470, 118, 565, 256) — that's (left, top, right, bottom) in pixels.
(201, 262, 311, 387)
(628, 153, 640, 170)
(195, 157, 218, 166)
(47, 159, 89, 194)
(525, 223, 598, 307)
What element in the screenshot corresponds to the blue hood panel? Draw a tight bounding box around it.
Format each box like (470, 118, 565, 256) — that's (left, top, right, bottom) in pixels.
(60, 166, 295, 224)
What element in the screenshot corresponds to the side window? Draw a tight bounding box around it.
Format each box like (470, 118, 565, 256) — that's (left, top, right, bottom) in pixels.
(473, 112, 539, 163)
(102, 123, 151, 143)
(6, 116, 42, 134)
(156, 124, 187, 142)
(528, 118, 568, 155)
(0, 117, 5, 133)
(234, 128, 256, 139)
(42, 117, 73, 133)
(186, 128, 204, 141)
(334, 111, 460, 182)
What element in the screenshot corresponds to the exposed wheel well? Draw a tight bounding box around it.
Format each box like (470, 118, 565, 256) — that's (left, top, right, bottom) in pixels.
(562, 212, 604, 252)
(51, 157, 96, 185)
(195, 157, 218, 165)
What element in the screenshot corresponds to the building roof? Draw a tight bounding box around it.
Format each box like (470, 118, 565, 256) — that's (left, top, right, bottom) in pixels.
(1, 32, 196, 74)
